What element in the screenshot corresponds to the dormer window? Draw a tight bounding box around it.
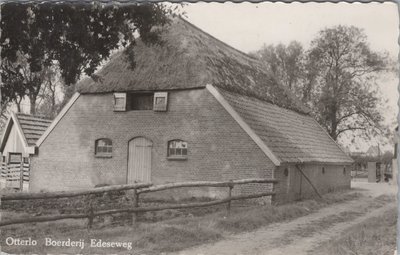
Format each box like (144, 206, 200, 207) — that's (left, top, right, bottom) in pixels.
(128, 93, 154, 110)
(113, 92, 169, 112)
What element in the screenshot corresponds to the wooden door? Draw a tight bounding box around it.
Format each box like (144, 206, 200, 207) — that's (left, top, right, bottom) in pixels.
(128, 137, 152, 183)
(289, 167, 302, 200)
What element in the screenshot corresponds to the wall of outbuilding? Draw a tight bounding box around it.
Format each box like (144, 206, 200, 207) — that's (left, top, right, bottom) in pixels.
(273, 163, 351, 203)
(30, 88, 275, 201)
(2, 122, 28, 157)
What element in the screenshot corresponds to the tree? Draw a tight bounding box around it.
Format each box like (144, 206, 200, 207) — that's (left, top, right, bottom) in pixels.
(1, 52, 50, 114)
(254, 26, 389, 142)
(252, 41, 304, 92)
(1, 2, 173, 114)
(308, 26, 388, 141)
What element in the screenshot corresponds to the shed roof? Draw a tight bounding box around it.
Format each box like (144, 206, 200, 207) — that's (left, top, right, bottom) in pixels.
(15, 114, 52, 146)
(0, 113, 52, 154)
(216, 88, 354, 164)
(77, 17, 309, 115)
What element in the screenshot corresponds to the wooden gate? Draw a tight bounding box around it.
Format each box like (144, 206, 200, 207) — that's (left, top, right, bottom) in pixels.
(127, 137, 153, 183)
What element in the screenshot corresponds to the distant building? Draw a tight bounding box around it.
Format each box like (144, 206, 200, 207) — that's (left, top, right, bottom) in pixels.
(391, 127, 398, 185)
(366, 145, 381, 158)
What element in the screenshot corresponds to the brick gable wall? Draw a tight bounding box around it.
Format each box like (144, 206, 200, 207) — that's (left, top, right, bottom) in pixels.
(30, 88, 275, 201)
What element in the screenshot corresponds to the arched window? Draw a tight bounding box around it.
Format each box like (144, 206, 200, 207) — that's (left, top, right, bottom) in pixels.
(95, 138, 112, 157)
(168, 140, 188, 159)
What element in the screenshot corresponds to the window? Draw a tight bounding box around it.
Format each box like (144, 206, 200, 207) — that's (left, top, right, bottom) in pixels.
(284, 168, 289, 177)
(168, 140, 188, 159)
(322, 167, 325, 174)
(343, 167, 346, 175)
(1, 156, 5, 163)
(23, 157, 29, 164)
(128, 93, 154, 110)
(95, 138, 113, 157)
(113, 93, 126, 111)
(114, 92, 169, 112)
(153, 92, 168, 112)
(9, 153, 22, 163)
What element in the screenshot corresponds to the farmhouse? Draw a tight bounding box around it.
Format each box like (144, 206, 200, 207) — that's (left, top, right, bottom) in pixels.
(0, 113, 52, 190)
(29, 18, 353, 202)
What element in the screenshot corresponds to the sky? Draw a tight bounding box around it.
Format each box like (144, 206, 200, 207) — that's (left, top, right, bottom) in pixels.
(182, 2, 399, 152)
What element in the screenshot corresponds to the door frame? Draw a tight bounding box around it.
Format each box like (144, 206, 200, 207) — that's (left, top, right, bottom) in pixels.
(126, 136, 153, 184)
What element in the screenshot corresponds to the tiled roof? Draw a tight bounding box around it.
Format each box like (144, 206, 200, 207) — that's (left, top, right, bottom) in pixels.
(15, 114, 52, 146)
(218, 88, 354, 164)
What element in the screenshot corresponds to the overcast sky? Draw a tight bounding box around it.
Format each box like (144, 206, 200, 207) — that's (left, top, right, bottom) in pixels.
(182, 2, 399, 151)
(183, 2, 398, 56)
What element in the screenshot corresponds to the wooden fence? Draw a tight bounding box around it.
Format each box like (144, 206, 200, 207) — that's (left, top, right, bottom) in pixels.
(0, 162, 30, 191)
(0, 161, 6, 179)
(0, 178, 277, 228)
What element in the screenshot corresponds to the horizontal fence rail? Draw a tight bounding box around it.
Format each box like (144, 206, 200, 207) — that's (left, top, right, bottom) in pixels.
(138, 178, 278, 194)
(1, 183, 153, 201)
(0, 178, 277, 228)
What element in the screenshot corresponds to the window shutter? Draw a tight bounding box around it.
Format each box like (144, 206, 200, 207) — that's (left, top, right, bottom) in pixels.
(114, 93, 126, 111)
(153, 92, 168, 112)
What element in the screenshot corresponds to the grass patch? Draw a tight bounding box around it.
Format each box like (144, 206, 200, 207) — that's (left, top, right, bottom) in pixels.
(215, 190, 362, 233)
(135, 224, 222, 253)
(1, 189, 362, 254)
(314, 205, 397, 255)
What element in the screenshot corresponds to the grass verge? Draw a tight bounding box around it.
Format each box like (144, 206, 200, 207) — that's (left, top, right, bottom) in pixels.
(313, 204, 397, 255)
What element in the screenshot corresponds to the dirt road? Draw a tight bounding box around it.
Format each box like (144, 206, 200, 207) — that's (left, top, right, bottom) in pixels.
(176, 182, 397, 255)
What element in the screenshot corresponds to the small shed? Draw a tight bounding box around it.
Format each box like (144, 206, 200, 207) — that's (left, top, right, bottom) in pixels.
(0, 113, 52, 190)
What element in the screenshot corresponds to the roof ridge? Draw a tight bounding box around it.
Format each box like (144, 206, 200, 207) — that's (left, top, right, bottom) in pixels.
(177, 16, 258, 63)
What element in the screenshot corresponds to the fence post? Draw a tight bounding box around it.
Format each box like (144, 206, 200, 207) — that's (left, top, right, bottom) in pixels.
(19, 162, 23, 191)
(131, 189, 139, 226)
(87, 195, 95, 229)
(226, 180, 234, 217)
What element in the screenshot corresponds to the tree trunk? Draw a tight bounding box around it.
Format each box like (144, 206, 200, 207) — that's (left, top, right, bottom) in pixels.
(16, 102, 21, 113)
(329, 105, 338, 141)
(29, 95, 37, 115)
(15, 97, 23, 113)
(302, 81, 312, 103)
(50, 83, 56, 118)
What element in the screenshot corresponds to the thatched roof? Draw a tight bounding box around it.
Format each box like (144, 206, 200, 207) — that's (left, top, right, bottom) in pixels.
(77, 17, 309, 114)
